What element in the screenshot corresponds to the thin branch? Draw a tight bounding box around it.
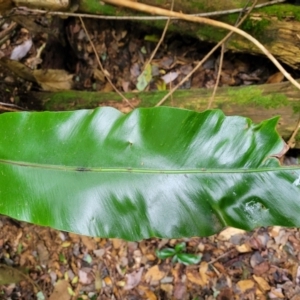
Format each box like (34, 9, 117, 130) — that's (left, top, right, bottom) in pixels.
(287, 118, 300, 148)
(208, 43, 225, 109)
(79, 17, 134, 108)
(14, 0, 286, 21)
(208, 0, 256, 109)
(103, 0, 300, 93)
(144, 0, 174, 69)
(0, 103, 23, 112)
(139, 0, 174, 91)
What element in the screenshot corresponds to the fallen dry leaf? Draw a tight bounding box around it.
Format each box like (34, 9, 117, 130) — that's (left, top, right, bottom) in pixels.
(199, 262, 208, 285)
(266, 71, 284, 84)
(49, 280, 71, 300)
(253, 275, 271, 292)
(36, 241, 49, 266)
(217, 227, 246, 241)
(81, 236, 96, 251)
(124, 267, 144, 290)
(33, 69, 73, 91)
(236, 242, 252, 253)
(186, 269, 205, 286)
(145, 265, 166, 283)
(138, 285, 157, 300)
(173, 280, 186, 300)
(253, 261, 270, 276)
(236, 279, 255, 292)
(269, 287, 285, 298)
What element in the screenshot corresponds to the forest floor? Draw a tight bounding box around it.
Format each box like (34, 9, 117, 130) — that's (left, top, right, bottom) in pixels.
(0, 11, 300, 300)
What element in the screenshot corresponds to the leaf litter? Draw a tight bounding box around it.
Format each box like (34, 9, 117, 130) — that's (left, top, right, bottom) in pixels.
(0, 216, 300, 299)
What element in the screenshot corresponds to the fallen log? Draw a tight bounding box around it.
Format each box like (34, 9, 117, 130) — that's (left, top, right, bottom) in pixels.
(6, 0, 300, 68)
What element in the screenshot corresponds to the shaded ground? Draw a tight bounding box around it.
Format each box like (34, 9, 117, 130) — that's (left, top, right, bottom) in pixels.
(0, 12, 300, 300)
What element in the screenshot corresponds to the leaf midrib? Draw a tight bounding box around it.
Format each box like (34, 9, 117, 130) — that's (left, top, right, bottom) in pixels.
(0, 159, 299, 174)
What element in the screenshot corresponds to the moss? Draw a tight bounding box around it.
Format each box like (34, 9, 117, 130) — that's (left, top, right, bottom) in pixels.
(218, 13, 271, 39)
(227, 86, 289, 109)
(79, 0, 117, 14)
(196, 24, 227, 42)
(258, 4, 300, 21)
(292, 103, 300, 114)
(240, 18, 271, 39)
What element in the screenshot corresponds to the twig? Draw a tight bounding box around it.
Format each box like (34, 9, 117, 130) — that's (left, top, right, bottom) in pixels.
(14, 0, 286, 21)
(208, 43, 225, 109)
(144, 0, 174, 70)
(79, 17, 134, 108)
(103, 0, 300, 94)
(0, 103, 23, 112)
(208, 249, 236, 265)
(287, 118, 300, 148)
(208, 0, 256, 109)
(0, 21, 17, 40)
(155, 0, 261, 107)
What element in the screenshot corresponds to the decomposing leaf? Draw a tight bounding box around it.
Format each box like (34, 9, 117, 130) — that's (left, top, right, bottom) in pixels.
(136, 63, 152, 91)
(0, 57, 36, 82)
(145, 265, 165, 283)
(161, 71, 178, 84)
(217, 227, 246, 241)
(0, 265, 24, 285)
(33, 69, 73, 91)
(36, 241, 49, 266)
(49, 280, 71, 300)
(0, 0, 13, 14)
(124, 267, 144, 290)
(10, 39, 32, 61)
(266, 72, 284, 84)
(253, 275, 271, 292)
(93, 68, 105, 82)
(236, 279, 255, 292)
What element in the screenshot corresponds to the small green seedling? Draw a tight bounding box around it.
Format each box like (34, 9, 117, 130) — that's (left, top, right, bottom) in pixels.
(156, 242, 202, 266)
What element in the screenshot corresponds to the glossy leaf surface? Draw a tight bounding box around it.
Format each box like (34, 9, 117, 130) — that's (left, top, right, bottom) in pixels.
(0, 107, 300, 240)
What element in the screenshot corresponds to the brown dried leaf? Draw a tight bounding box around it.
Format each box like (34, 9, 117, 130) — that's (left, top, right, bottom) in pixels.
(186, 270, 205, 286)
(145, 265, 166, 283)
(236, 242, 252, 253)
(266, 72, 284, 84)
(36, 241, 49, 266)
(33, 69, 73, 91)
(253, 275, 271, 292)
(173, 280, 186, 300)
(124, 267, 144, 290)
(93, 68, 105, 82)
(217, 227, 246, 241)
(81, 236, 96, 251)
(199, 262, 209, 285)
(253, 261, 270, 276)
(236, 279, 255, 292)
(49, 280, 71, 300)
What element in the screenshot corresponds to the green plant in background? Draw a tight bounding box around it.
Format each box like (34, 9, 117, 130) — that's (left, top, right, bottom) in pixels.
(0, 107, 300, 241)
(156, 242, 201, 265)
